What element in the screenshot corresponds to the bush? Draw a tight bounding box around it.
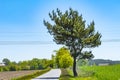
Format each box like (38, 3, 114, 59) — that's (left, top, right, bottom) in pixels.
(3, 66, 9, 71)
(9, 65, 21, 71)
(0, 67, 3, 72)
(21, 66, 30, 70)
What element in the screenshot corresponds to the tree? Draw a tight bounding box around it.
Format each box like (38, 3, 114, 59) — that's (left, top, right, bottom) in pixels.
(44, 8, 101, 76)
(51, 54, 56, 68)
(2, 58, 10, 66)
(29, 58, 40, 70)
(59, 53, 73, 68)
(55, 47, 73, 68)
(18, 61, 30, 70)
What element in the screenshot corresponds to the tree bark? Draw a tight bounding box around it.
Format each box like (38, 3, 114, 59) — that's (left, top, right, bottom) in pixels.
(73, 56, 78, 77)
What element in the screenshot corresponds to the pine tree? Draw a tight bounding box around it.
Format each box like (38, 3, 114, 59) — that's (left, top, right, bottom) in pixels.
(44, 8, 101, 77)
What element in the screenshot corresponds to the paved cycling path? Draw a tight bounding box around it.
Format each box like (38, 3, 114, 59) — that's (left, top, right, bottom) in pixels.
(31, 69, 61, 80)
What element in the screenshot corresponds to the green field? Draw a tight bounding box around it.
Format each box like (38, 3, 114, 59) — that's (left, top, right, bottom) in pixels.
(79, 64, 120, 80)
(60, 64, 120, 80)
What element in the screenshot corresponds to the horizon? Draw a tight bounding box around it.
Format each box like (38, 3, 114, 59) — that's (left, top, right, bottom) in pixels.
(1, 58, 120, 63)
(0, 0, 120, 62)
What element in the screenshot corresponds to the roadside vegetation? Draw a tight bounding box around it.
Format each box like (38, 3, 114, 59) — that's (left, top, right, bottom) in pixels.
(59, 68, 72, 80)
(60, 64, 120, 80)
(55, 47, 73, 68)
(60, 68, 95, 80)
(12, 68, 51, 80)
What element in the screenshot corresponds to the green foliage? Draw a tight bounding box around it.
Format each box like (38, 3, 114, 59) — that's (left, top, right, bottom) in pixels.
(60, 68, 95, 80)
(44, 8, 101, 76)
(9, 65, 21, 71)
(29, 58, 40, 70)
(50, 54, 56, 68)
(19, 58, 52, 70)
(18, 61, 30, 70)
(59, 53, 73, 68)
(77, 59, 89, 66)
(2, 66, 9, 71)
(56, 47, 73, 68)
(2, 58, 10, 66)
(0, 58, 52, 72)
(0, 67, 3, 72)
(78, 51, 94, 60)
(48, 60, 54, 68)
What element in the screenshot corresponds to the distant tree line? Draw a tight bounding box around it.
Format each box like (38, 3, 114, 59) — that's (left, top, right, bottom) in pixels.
(0, 58, 53, 72)
(0, 47, 74, 72)
(88, 59, 120, 65)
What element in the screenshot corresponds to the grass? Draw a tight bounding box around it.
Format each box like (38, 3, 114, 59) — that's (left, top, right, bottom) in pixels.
(59, 68, 96, 80)
(60, 64, 120, 80)
(12, 68, 51, 80)
(80, 64, 120, 80)
(59, 68, 72, 80)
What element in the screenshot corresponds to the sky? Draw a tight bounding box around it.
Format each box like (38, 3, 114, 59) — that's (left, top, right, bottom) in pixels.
(0, 0, 120, 62)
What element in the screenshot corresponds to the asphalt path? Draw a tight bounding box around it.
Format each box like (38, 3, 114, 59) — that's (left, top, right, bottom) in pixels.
(31, 69, 61, 80)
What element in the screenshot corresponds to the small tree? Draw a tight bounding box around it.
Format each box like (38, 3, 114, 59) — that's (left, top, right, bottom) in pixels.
(59, 53, 73, 68)
(2, 58, 10, 66)
(51, 54, 56, 68)
(55, 47, 73, 68)
(44, 8, 101, 76)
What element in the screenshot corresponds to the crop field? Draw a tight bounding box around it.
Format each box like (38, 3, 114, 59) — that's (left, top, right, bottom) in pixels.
(79, 64, 120, 80)
(0, 70, 39, 80)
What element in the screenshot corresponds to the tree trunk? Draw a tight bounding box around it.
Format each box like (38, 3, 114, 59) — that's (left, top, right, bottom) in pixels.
(73, 56, 78, 77)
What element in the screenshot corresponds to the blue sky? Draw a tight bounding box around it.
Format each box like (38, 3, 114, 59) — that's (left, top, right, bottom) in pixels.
(0, 0, 120, 62)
